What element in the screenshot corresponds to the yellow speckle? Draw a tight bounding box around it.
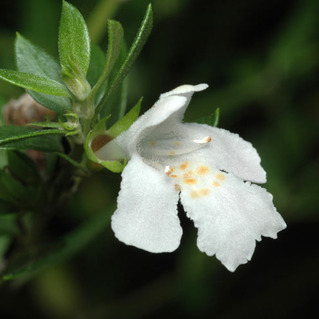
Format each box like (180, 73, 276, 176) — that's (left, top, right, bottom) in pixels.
(191, 188, 210, 199)
(184, 178, 197, 185)
(213, 181, 220, 187)
(183, 170, 194, 178)
(170, 174, 178, 178)
(151, 141, 156, 146)
(169, 151, 176, 156)
(197, 166, 210, 175)
(199, 188, 210, 196)
(180, 162, 189, 170)
(191, 191, 199, 198)
(175, 184, 181, 191)
(215, 173, 225, 181)
(175, 141, 180, 147)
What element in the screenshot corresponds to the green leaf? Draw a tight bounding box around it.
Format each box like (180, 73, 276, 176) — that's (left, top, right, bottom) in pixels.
(195, 108, 220, 127)
(86, 43, 106, 87)
(27, 121, 63, 129)
(56, 152, 87, 172)
(59, 1, 90, 78)
(108, 97, 142, 138)
(0, 214, 19, 236)
(89, 20, 124, 101)
(15, 33, 63, 82)
(95, 4, 153, 119)
(7, 151, 41, 186)
(15, 34, 71, 114)
(0, 69, 71, 97)
(0, 171, 40, 205)
(103, 20, 124, 76)
(0, 236, 12, 258)
(0, 199, 15, 215)
(99, 44, 128, 120)
(1, 206, 115, 281)
(28, 91, 71, 115)
(0, 126, 65, 152)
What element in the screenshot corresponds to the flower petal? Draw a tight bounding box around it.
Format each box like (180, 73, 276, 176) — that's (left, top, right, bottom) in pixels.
(112, 155, 183, 253)
(116, 84, 208, 158)
(181, 124, 267, 183)
(179, 165, 286, 271)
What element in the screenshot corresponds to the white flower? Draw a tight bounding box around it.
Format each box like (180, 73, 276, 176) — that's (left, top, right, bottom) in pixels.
(95, 84, 286, 271)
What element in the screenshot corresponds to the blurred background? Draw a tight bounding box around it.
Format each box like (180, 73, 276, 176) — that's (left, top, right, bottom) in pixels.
(0, 0, 318, 318)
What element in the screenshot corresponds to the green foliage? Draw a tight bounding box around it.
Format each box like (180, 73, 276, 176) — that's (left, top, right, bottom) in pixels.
(0, 170, 40, 206)
(0, 126, 65, 152)
(7, 151, 41, 185)
(58, 1, 90, 78)
(88, 20, 123, 103)
(84, 115, 126, 173)
(0, 206, 115, 281)
(85, 98, 141, 173)
(15, 34, 71, 114)
(108, 97, 142, 138)
(195, 108, 220, 127)
(0, 69, 71, 97)
(86, 43, 106, 88)
(95, 4, 153, 119)
(0, 0, 153, 286)
(0, 214, 18, 235)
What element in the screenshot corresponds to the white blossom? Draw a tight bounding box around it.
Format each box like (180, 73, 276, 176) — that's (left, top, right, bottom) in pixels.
(96, 84, 286, 271)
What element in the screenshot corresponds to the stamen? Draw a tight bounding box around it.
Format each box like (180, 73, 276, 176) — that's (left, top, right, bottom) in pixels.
(193, 136, 212, 144)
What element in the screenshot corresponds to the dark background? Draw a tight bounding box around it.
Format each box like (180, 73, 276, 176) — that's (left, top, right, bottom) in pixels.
(0, 0, 318, 318)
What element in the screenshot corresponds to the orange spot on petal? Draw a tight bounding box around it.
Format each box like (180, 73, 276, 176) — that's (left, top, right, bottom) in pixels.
(183, 170, 194, 178)
(215, 173, 225, 181)
(197, 166, 210, 175)
(213, 181, 220, 187)
(191, 191, 199, 198)
(171, 174, 178, 178)
(180, 162, 189, 170)
(184, 178, 197, 185)
(199, 188, 210, 196)
(169, 151, 176, 156)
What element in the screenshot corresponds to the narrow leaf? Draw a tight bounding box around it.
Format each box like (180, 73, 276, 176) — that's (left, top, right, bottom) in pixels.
(86, 43, 106, 87)
(27, 122, 63, 129)
(196, 108, 220, 127)
(15, 34, 71, 113)
(0, 69, 71, 97)
(95, 4, 153, 119)
(0, 171, 40, 204)
(7, 151, 41, 185)
(0, 126, 65, 152)
(59, 1, 91, 77)
(56, 152, 87, 172)
(108, 98, 142, 138)
(89, 20, 123, 100)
